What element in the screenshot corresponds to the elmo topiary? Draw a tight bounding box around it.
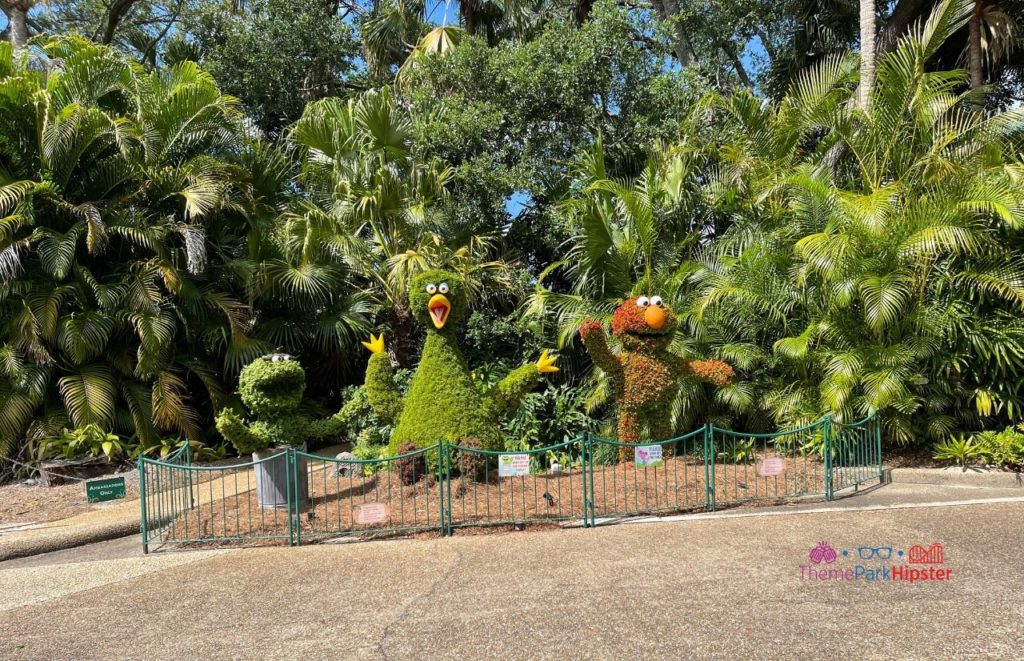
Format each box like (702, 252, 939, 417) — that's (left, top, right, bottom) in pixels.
(363, 269, 559, 454)
(580, 295, 734, 455)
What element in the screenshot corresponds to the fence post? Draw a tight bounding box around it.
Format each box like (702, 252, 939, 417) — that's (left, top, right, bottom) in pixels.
(581, 432, 590, 528)
(703, 424, 715, 512)
(184, 440, 195, 510)
(289, 448, 300, 547)
(435, 441, 446, 537)
(875, 414, 883, 482)
(139, 459, 148, 554)
(823, 418, 833, 502)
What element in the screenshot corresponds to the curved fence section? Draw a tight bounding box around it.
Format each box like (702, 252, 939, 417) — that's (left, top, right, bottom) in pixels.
(139, 415, 883, 551)
(588, 428, 706, 523)
(444, 438, 588, 532)
(139, 450, 295, 553)
(293, 444, 444, 544)
(830, 414, 884, 494)
(709, 419, 828, 511)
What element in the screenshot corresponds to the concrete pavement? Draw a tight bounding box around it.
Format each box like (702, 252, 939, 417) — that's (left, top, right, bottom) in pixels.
(1, 494, 1021, 659)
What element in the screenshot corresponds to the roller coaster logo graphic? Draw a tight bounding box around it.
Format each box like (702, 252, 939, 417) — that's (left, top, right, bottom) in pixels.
(907, 542, 944, 564)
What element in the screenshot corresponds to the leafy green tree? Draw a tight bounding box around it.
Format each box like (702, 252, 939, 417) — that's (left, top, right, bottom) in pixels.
(188, 0, 359, 136)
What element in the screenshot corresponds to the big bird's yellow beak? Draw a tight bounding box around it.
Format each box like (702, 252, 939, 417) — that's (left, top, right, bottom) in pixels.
(428, 294, 451, 329)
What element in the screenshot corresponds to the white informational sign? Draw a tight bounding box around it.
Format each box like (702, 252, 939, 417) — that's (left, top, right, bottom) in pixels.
(354, 503, 390, 524)
(498, 453, 530, 477)
(634, 445, 664, 467)
(757, 457, 787, 477)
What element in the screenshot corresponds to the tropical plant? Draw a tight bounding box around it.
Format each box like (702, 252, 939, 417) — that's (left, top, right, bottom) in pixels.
(287, 86, 516, 367)
(0, 37, 255, 465)
(932, 434, 984, 465)
(687, 0, 1024, 442)
(36, 424, 125, 461)
(973, 424, 1024, 468)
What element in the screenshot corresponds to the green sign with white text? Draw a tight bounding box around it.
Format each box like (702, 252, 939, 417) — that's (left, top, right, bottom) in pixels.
(86, 476, 126, 503)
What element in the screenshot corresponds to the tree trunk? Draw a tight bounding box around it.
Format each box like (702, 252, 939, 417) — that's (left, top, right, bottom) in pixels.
(655, 0, 698, 67)
(2, 1, 31, 49)
(878, 0, 928, 53)
(859, 0, 876, 108)
(100, 0, 139, 44)
(573, 0, 594, 26)
(968, 0, 984, 89)
(722, 41, 753, 87)
(461, 0, 479, 36)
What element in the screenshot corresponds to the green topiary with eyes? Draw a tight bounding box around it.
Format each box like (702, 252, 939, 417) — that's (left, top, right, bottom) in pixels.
(216, 356, 345, 454)
(363, 268, 559, 453)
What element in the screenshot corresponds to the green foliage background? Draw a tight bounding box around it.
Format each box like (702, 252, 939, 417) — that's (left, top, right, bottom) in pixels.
(3, 0, 1024, 475)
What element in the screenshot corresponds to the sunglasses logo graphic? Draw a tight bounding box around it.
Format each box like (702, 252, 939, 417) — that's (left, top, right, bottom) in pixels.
(857, 546, 893, 561)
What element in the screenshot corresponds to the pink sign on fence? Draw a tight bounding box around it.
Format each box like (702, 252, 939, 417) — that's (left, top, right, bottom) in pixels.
(354, 502, 391, 525)
(757, 457, 787, 477)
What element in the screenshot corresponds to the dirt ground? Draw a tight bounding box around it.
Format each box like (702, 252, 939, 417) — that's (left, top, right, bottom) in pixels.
(0, 469, 139, 526)
(156, 452, 827, 548)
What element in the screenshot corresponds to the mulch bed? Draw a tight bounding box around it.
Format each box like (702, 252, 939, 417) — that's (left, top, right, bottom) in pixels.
(0, 469, 139, 526)
(159, 452, 827, 549)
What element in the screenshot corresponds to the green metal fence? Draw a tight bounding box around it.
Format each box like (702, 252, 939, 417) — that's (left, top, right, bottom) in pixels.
(587, 428, 707, 524)
(444, 438, 588, 533)
(708, 419, 828, 511)
(293, 444, 444, 544)
(140, 449, 295, 552)
(139, 414, 883, 551)
(830, 414, 884, 494)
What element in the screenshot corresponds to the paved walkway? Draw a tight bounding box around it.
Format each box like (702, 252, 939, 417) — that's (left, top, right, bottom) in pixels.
(1, 488, 1021, 659)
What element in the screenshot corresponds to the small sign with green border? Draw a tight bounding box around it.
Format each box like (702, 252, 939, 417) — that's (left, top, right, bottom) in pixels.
(86, 476, 126, 503)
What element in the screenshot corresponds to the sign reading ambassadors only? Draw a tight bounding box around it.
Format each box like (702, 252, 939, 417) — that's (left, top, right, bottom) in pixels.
(86, 476, 126, 503)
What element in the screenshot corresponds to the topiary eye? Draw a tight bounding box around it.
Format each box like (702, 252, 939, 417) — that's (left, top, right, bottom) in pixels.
(438, 282, 449, 294)
(651, 296, 663, 307)
(426, 283, 437, 294)
(636, 296, 650, 307)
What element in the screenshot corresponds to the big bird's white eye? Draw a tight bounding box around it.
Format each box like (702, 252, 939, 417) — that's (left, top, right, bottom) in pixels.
(438, 282, 449, 294)
(651, 296, 664, 307)
(636, 296, 650, 307)
(426, 283, 437, 294)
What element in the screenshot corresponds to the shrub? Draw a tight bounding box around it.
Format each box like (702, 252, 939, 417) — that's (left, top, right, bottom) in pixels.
(932, 435, 984, 467)
(37, 425, 125, 462)
(456, 436, 485, 481)
(974, 425, 1024, 470)
(394, 442, 425, 485)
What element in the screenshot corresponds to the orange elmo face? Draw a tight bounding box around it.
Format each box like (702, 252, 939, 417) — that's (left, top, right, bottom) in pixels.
(611, 296, 677, 350)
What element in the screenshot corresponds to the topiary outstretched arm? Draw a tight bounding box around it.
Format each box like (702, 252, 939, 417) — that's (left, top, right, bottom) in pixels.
(673, 356, 735, 385)
(307, 414, 346, 444)
(579, 320, 622, 376)
(363, 334, 403, 424)
(216, 408, 266, 454)
(484, 351, 559, 419)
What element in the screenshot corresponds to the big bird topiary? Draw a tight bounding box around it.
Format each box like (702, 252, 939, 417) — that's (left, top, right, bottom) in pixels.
(363, 269, 559, 453)
(216, 354, 343, 455)
(580, 295, 734, 455)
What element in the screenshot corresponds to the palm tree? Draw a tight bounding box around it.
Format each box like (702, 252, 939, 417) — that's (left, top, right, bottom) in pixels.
(286, 87, 515, 367)
(0, 37, 254, 460)
(690, 0, 1024, 440)
(860, 0, 877, 105)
